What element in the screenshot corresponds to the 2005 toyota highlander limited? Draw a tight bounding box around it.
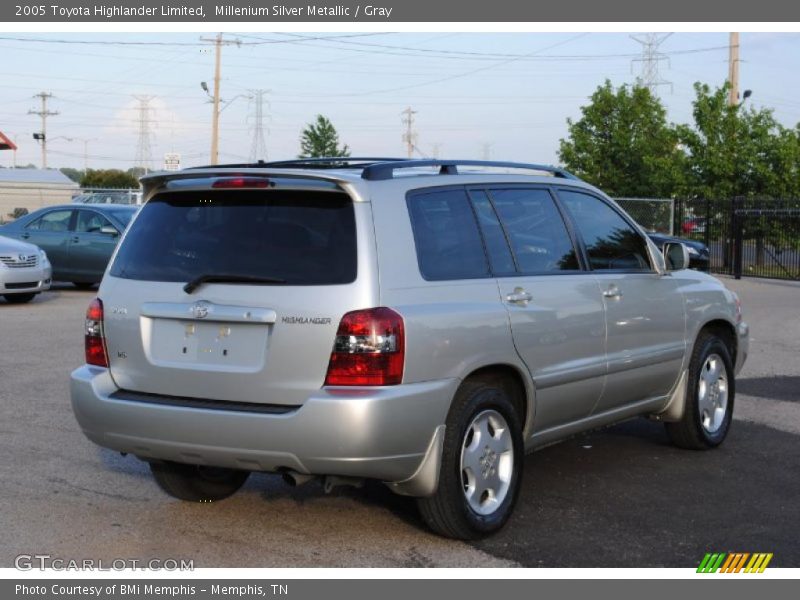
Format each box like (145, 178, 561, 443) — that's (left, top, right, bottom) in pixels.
(70, 158, 748, 539)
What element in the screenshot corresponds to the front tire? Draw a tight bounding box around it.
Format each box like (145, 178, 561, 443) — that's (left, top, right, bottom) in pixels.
(417, 378, 524, 540)
(666, 331, 735, 449)
(3, 293, 36, 304)
(150, 461, 249, 502)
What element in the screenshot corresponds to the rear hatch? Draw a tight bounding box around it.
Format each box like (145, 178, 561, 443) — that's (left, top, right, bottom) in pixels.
(100, 180, 370, 406)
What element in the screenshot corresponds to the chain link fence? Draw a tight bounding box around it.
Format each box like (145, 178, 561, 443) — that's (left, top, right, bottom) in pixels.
(0, 185, 141, 224)
(614, 197, 675, 235)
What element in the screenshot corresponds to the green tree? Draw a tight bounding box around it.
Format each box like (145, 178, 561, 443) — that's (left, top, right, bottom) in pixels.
(80, 169, 139, 189)
(677, 83, 800, 263)
(558, 80, 684, 197)
(298, 115, 350, 158)
(676, 82, 800, 199)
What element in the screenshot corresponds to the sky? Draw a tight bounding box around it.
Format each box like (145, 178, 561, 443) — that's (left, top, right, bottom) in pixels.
(2, 31, 800, 171)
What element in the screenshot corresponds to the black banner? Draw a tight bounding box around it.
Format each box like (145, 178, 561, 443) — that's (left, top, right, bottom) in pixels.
(2, 0, 799, 22)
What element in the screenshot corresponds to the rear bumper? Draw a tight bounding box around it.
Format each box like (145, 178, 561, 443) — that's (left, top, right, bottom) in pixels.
(70, 366, 456, 485)
(0, 265, 51, 294)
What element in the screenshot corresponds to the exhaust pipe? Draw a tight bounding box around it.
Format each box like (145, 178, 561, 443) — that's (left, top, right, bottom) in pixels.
(281, 470, 315, 487)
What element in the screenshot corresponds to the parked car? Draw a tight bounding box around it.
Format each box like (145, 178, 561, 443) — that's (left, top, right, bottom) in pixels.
(648, 233, 710, 271)
(70, 159, 748, 539)
(0, 234, 51, 303)
(72, 191, 142, 205)
(0, 204, 137, 288)
(682, 217, 707, 235)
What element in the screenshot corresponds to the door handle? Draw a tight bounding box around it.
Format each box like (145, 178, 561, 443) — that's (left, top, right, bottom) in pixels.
(20, 233, 30, 240)
(71, 236, 80, 243)
(603, 284, 623, 299)
(506, 287, 532, 305)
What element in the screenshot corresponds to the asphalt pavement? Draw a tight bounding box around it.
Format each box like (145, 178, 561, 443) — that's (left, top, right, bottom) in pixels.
(1, 276, 797, 568)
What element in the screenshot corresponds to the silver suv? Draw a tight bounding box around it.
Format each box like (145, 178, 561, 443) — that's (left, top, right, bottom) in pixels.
(70, 159, 748, 539)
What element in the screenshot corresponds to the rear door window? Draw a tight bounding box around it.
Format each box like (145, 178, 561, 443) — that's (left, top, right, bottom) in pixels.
(109, 190, 357, 285)
(26, 209, 73, 232)
(407, 188, 490, 281)
(489, 188, 580, 273)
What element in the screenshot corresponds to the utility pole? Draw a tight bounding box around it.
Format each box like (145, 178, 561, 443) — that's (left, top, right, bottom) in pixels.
(200, 33, 241, 165)
(630, 33, 673, 95)
(401, 106, 418, 159)
(12, 133, 18, 168)
(728, 32, 740, 106)
(133, 95, 155, 174)
(480, 142, 492, 161)
(431, 143, 442, 159)
(28, 92, 58, 169)
(248, 89, 270, 162)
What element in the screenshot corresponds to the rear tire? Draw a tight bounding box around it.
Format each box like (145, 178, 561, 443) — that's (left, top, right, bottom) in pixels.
(3, 293, 36, 304)
(150, 461, 249, 502)
(417, 377, 524, 540)
(666, 331, 735, 449)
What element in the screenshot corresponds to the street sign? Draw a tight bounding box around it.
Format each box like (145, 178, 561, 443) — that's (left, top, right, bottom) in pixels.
(163, 152, 181, 171)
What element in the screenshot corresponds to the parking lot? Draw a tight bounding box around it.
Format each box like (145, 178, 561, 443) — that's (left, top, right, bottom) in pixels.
(1, 276, 798, 568)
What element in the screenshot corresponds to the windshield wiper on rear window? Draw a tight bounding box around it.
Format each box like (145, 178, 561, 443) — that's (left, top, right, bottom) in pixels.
(183, 274, 287, 294)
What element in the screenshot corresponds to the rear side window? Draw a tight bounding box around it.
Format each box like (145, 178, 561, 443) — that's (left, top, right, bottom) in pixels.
(558, 190, 651, 271)
(26, 210, 73, 232)
(76, 210, 114, 234)
(110, 190, 357, 285)
(407, 188, 490, 281)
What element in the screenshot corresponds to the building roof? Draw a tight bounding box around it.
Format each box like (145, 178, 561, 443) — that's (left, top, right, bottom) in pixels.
(0, 168, 77, 185)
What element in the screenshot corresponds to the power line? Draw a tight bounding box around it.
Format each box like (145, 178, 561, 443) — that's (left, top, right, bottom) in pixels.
(401, 107, 418, 159)
(200, 33, 241, 165)
(28, 91, 58, 169)
(630, 33, 673, 95)
(133, 95, 155, 173)
(248, 89, 270, 161)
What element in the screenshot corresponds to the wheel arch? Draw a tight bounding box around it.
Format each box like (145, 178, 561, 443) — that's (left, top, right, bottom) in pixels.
(459, 363, 534, 440)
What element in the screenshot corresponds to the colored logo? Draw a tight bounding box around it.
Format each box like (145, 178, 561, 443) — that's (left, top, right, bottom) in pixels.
(697, 552, 773, 573)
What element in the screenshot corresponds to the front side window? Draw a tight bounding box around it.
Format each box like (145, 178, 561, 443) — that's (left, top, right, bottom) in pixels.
(558, 190, 651, 271)
(407, 188, 490, 281)
(489, 188, 580, 273)
(76, 211, 115, 234)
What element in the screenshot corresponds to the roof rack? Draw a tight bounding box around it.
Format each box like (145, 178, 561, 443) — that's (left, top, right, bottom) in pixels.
(361, 160, 580, 181)
(183, 157, 581, 182)
(185, 157, 404, 171)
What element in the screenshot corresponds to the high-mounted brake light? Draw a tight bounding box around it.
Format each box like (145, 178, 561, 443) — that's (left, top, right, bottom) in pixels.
(85, 297, 108, 367)
(211, 177, 271, 189)
(324, 307, 405, 386)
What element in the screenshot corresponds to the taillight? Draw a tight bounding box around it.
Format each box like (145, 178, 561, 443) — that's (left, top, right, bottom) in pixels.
(324, 307, 404, 386)
(85, 297, 108, 367)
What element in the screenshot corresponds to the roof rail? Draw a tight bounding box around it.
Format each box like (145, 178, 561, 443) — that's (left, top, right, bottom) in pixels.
(361, 159, 581, 181)
(185, 157, 405, 171)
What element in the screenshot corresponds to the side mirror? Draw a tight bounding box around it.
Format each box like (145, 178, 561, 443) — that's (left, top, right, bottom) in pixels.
(99, 226, 119, 237)
(663, 242, 690, 271)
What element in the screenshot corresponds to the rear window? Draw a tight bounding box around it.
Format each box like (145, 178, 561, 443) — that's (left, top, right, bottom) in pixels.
(110, 190, 357, 285)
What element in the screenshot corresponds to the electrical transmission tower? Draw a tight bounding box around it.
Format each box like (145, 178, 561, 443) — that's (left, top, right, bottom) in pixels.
(630, 33, 673, 95)
(247, 89, 270, 161)
(401, 107, 418, 159)
(133, 95, 156, 174)
(28, 92, 59, 169)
